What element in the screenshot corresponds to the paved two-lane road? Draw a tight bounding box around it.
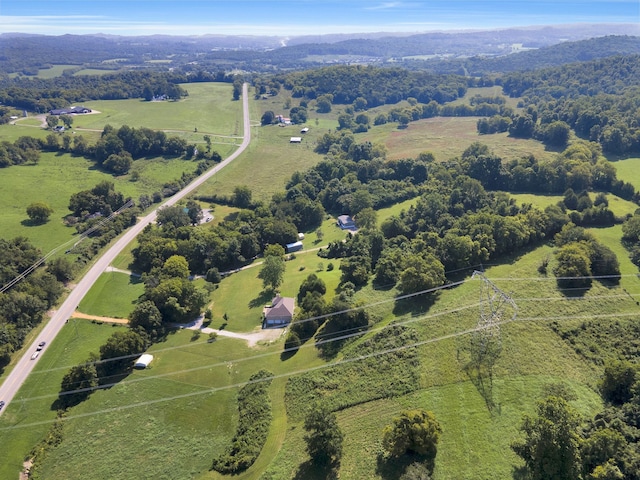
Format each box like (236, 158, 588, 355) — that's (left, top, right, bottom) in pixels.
(0, 83, 251, 413)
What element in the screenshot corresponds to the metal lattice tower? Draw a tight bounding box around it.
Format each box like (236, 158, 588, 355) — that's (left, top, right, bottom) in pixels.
(471, 271, 517, 356)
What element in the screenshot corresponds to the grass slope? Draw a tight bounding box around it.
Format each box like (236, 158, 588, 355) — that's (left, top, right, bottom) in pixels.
(78, 271, 144, 318)
(0, 322, 126, 480)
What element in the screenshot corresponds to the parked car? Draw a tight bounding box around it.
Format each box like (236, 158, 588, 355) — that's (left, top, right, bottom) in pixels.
(0, 400, 5, 410)
(36, 341, 46, 351)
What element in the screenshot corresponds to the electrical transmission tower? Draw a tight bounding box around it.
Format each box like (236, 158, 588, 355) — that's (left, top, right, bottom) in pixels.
(470, 271, 518, 366)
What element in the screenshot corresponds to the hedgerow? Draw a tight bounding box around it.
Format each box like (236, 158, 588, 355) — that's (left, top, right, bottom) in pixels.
(211, 369, 274, 474)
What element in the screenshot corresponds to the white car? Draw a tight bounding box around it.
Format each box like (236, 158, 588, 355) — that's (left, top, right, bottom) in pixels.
(30, 351, 39, 360)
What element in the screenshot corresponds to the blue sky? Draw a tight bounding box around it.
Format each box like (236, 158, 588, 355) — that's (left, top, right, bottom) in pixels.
(0, 1, 638, 36)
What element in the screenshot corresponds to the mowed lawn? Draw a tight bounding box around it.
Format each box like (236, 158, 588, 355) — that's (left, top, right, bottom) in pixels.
(71, 82, 241, 135)
(77, 272, 144, 318)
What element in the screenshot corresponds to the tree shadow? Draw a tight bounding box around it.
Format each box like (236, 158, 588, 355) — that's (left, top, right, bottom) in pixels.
(392, 292, 438, 318)
(375, 452, 432, 480)
(20, 218, 47, 227)
(557, 281, 591, 298)
(512, 465, 529, 480)
(249, 290, 273, 309)
(293, 459, 340, 480)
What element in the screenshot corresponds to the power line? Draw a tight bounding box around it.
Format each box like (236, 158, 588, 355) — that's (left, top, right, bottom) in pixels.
(0, 199, 134, 293)
(4, 307, 639, 433)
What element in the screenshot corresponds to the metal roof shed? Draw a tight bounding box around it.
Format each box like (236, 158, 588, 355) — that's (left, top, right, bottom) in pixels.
(134, 354, 154, 369)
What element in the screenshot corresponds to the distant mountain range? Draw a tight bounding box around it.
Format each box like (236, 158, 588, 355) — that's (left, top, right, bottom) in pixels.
(1, 23, 638, 75)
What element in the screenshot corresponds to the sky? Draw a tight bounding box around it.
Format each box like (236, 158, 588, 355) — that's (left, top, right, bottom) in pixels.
(0, 0, 638, 37)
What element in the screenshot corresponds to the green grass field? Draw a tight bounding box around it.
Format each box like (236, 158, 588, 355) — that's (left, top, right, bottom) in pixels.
(0, 152, 201, 253)
(78, 272, 144, 318)
(0, 84, 239, 254)
(612, 157, 640, 191)
(25, 238, 630, 480)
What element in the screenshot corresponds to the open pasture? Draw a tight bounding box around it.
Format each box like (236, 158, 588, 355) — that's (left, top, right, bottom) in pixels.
(612, 157, 640, 191)
(0, 321, 127, 480)
(0, 152, 200, 252)
(362, 116, 554, 162)
(69, 82, 241, 135)
(10, 236, 634, 479)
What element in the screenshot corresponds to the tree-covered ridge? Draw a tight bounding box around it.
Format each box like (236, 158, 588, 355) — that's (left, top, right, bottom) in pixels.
(426, 35, 640, 76)
(490, 55, 640, 155)
(501, 54, 640, 98)
(278, 65, 468, 107)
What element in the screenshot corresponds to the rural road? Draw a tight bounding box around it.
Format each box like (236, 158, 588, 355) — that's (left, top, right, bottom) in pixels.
(0, 83, 252, 414)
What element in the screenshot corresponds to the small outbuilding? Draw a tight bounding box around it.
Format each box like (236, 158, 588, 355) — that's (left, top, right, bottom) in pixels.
(134, 354, 154, 369)
(290, 137, 302, 143)
(286, 240, 303, 253)
(300, 127, 309, 133)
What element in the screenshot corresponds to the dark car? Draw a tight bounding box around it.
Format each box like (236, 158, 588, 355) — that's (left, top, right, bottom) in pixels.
(36, 341, 46, 351)
(0, 400, 5, 410)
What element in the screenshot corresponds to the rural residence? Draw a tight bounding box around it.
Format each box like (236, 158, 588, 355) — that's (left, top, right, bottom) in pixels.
(337, 214, 357, 230)
(263, 295, 295, 327)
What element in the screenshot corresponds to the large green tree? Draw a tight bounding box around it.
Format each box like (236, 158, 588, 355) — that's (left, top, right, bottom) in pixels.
(303, 405, 344, 467)
(511, 396, 583, 480)
(382, 409, 442, 464)
(258, 255, 285, 291)
(26, 202, 54, 224)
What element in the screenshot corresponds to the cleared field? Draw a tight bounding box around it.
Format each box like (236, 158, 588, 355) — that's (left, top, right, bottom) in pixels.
(612, 157, 640, 191)
(78, 272, 144, 318)
(30, 238, 632, 479)
(361, 116, 555, 162)
(0, 82, 238, 254)
(70, 82, 241, 135)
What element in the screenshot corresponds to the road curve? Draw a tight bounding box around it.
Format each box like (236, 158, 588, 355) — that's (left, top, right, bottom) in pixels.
(0, 83, 251, 413)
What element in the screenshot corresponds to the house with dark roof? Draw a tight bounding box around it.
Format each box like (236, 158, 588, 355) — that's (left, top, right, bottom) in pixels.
(263, 295, 295, 327)
(337, 214, 357, 230)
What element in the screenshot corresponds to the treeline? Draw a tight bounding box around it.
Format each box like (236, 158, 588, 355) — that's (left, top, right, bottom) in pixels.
(459, 141, 637, 201)
(1, 124, 222, 175)
(498, 55, 640, 155)
(0, 70, 235, 113)
(271, 65, 468, 107)
(0, 237, 67, 370)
